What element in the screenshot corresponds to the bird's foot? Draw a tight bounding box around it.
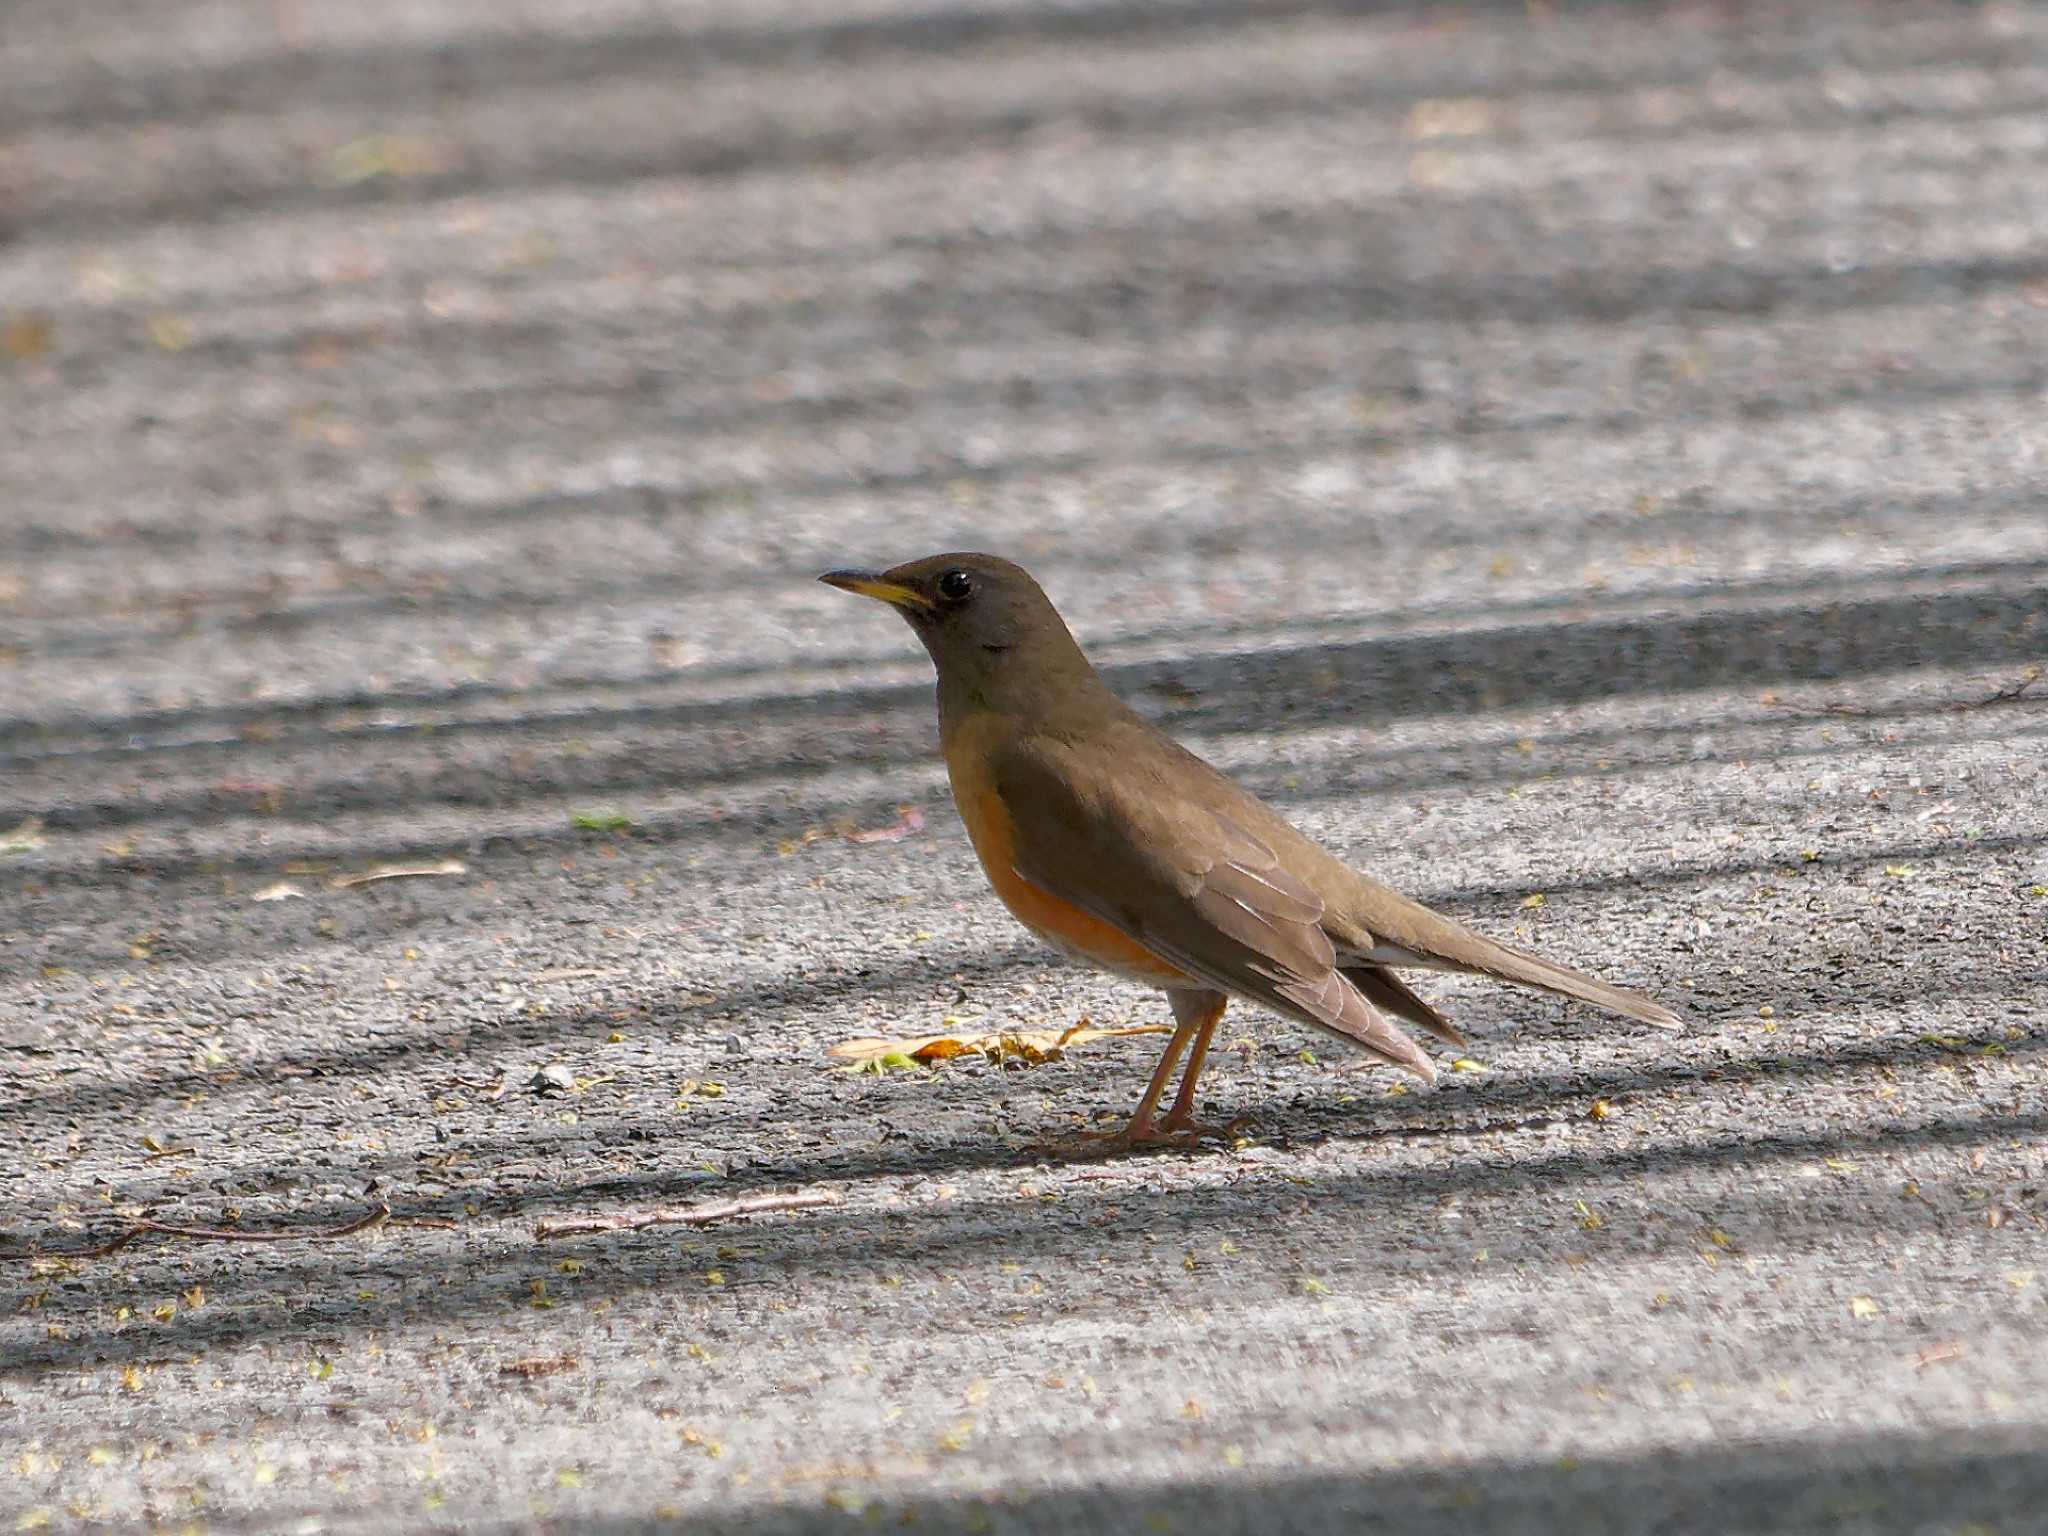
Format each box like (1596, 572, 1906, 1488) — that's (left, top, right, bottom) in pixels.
(1051, 1111, 1247, 1159)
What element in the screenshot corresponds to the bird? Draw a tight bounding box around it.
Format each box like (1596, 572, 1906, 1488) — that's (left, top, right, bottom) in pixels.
(821, 553, 1680, 1151)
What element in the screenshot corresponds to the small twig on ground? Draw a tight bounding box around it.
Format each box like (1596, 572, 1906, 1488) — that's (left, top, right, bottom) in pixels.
(1946, 665, 2044, 711)
(18, 1203, 392, 1261)
(500, 1354, 580, 1379)
(1760, 665, 2045, 720)
(843, 805, 926, 845)
(1759, 696, 1885, 721)
(1912, 1340, 1965, 1370)
(534, 1189, 840, 1240)
(331, 858, 467, 888)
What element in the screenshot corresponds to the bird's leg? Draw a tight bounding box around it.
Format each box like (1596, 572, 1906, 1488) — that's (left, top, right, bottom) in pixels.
(1059, 990, 1235, 1156)
(1157, 991, 1238, 1140)
(1063, 1011, 1194, 1152)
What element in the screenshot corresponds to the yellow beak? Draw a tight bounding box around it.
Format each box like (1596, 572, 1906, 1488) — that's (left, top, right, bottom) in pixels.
(818, 570, 932, 611)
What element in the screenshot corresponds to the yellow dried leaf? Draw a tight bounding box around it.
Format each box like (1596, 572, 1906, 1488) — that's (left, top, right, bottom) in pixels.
(1301, 1278, 1331, 1296)
(328, 135, 441, 185)
(828, 1023, 1169, 1069)
(1850, 1296, 1880, 1318)
(3, 313, 52, 359)
(936, 1421, 973, 1454)
(146, 315, 193, 351)
(1448, 1058, 1486, 1074)
(1520, 893, 1546, 909)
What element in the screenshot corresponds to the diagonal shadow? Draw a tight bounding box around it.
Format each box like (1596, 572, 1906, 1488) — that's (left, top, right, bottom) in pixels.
(22, 233, 2048, 434)
(2, 1082, 2039, 1380)
(11, 543, 2044, 764)
(6, 986, 2040, 1234)
(2, 801, 2041, 983)
(174, 1433, 2048, 1536)
(10, 0, 2031, 136)
(16, 7, 2042, 233)
(10, 346, 2044, 592)
(470, 1431, 2048, 1536)
(6, 554, 2045, 804)
(9, 637, 2042, 863)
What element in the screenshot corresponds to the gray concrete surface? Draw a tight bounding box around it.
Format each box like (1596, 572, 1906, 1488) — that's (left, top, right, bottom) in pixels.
(3, 0, 2047, 1530)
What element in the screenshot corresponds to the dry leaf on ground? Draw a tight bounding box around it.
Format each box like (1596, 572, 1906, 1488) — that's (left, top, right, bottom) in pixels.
(829, 1022, 1172, 1070)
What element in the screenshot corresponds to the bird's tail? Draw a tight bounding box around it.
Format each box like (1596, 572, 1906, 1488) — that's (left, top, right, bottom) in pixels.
(1459, 940, 1683, 1030)
(1336, 874, 1684, 1031)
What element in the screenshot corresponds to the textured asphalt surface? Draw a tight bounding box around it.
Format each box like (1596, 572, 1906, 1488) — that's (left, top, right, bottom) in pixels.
(4, 1, 2048, 1531)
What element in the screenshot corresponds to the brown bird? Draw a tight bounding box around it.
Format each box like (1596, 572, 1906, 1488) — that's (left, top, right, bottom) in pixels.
(822, 553, 1680, 1151)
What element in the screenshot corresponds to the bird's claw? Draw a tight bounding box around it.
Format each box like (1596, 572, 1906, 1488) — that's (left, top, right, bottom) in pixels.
(1051, 1112, 1250, 1159)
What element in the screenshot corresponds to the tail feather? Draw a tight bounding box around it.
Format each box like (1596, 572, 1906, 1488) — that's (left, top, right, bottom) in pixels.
(1343, 965, 1468, 1049)
(1335, 874, 1683, 1031)
(1474, 941, 1683, 1030)
(1277, 970, 1439, 1085)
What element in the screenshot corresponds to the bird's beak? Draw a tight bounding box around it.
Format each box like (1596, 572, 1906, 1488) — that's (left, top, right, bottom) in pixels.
(819, 569, 932, 611)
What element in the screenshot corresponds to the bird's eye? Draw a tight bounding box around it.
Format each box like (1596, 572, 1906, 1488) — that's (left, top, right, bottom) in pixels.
(936, 568, 974, 602)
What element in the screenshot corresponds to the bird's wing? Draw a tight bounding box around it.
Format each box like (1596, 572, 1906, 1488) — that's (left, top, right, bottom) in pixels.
(992, 733, 1437, 1081)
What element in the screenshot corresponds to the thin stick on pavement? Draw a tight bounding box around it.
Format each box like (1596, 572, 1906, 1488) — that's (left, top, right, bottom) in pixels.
(535, 1189, 840, 1239)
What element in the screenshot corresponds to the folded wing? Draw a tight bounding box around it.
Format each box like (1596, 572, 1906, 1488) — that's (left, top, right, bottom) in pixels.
(993, 733, 1438, 1082)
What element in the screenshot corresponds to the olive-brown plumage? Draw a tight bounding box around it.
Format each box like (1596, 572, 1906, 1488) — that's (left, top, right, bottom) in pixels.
(822, 553, 1680, 1149)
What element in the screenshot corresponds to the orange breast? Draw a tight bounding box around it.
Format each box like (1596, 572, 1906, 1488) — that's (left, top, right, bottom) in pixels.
(943, 719, 1188, 984)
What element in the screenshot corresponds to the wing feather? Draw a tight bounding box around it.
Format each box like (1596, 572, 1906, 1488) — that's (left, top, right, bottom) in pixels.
(993, 736, 1438, 1081)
